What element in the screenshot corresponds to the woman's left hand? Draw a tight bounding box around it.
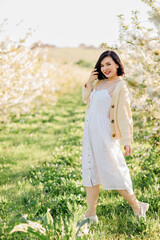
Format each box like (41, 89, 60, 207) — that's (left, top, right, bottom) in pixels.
(124, 145, 132, 156)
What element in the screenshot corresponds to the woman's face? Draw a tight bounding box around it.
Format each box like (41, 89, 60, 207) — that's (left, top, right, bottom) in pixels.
(100, 56, 119, 79)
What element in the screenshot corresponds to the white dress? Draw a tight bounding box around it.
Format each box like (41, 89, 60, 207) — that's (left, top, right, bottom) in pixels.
(82, 82, 134, 194)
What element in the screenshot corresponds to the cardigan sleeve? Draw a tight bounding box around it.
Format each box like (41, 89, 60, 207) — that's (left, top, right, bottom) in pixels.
(82, 83, 93, 104)
(117, 83, 134, 146)
(82, 79, 98, 104)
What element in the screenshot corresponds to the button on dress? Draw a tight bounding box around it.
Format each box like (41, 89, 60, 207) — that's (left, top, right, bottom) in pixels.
(82, 87, 134, 194)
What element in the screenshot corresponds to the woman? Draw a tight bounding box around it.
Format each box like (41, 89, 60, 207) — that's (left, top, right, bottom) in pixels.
(81, 50, 149, 223)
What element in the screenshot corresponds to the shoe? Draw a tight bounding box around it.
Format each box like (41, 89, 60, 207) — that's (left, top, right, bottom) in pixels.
(82, 214, 98, 224)
(76, 214, 98, 237)
(134, 201, 149, 221)
(77, 214, 98, 227)
(83, 214, 98, 224)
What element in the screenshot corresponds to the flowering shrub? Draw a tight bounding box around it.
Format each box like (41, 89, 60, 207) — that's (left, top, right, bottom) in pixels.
(0, 22, 89, 122)
(101, 1, 160, 130)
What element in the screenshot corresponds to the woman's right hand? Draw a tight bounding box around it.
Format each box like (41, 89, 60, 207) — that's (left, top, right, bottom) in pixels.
(124, 145, 132, 156)
(87, 68, 99, 85)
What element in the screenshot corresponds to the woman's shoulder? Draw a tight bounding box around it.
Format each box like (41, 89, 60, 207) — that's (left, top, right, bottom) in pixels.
(117, 79, 129, 89)
(118, 78, 126, 85)
(112, 79, 125, 93)
(93, 78, 127, 90)
(118, 80, 131, 101)
(113, 80, 130, 99)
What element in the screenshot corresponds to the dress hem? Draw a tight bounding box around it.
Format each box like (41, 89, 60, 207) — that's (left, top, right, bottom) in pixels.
(103, 187, 134, 194)
(82, 182, 100, 187)
(82, 184, 134, 194)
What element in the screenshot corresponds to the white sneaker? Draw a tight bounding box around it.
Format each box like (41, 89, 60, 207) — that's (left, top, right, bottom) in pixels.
(134, 202, 149, 221)
(84, 214, 99, 224)
(77, 214, 98, 227)
(76, 214, 98, 237)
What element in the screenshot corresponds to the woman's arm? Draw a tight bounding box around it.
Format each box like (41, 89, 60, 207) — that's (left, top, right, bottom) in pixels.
(82, 82, 93, 104)
(82, 79, 100, 104)
(117, 83, 133, 146)
(82, 68, 99, 104)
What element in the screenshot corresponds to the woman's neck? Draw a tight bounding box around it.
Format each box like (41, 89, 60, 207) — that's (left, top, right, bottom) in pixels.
(107, 76, 121, 81)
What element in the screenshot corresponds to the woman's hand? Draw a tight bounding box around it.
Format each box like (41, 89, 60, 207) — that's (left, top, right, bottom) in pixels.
(86, 68, 99, 87)
(124, 145, 132, 156)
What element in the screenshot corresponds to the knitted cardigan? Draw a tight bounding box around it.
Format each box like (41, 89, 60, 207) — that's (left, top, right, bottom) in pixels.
(82, 79, 134, 147)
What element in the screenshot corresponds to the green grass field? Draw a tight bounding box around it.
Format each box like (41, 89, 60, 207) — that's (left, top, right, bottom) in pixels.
(0, 87, 159, 239)
(38, 47, 105, 65)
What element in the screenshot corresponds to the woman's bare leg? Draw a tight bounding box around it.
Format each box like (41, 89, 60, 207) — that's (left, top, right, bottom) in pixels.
(84, 184, 100, 217)
(116, 189, 141, 214)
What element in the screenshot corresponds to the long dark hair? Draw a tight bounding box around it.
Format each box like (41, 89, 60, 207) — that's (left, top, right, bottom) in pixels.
(94, 50, 125, 80)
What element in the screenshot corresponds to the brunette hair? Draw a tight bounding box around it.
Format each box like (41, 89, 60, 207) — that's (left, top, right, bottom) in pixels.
(94, 50, 125, 80)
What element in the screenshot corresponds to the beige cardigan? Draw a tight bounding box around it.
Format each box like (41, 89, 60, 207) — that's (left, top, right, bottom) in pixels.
(82, 79, 134, 147)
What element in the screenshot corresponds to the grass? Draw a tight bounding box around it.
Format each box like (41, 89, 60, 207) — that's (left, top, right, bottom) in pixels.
(0, 87, 159, 239)
(37, 47, 105, 65)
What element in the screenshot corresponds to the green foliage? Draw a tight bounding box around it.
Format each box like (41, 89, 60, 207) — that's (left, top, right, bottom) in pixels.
(74, 59, 93, 68)
(0, 20, 90, 123)
(0, 87, 159, 239)
(102, 1, 160, 127)
(9, 208, 82, 239)
(0, 2, 160, 238)
(102, 2, 160, 170)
